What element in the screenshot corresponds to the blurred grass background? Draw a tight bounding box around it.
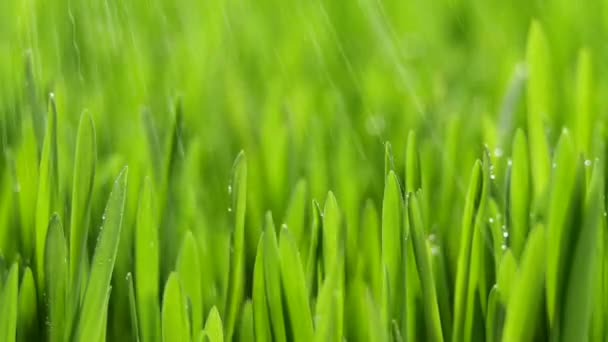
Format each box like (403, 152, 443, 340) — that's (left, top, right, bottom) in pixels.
(1, 0, 607, 340)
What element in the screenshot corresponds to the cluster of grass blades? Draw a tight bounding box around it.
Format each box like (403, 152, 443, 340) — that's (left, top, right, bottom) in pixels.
(1, 1, 608, 340)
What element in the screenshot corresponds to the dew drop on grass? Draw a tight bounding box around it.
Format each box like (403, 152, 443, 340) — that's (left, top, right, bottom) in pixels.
(488, 217, 494, 224)
(494, 148, 503, 158)
(227, 185, 232, 194)
(552, 162, 557, 169)
(227, 207, 232, 213)
(584, 159, 592, 167)
(507, 159, 512, 166)
(502, 231, 509, 238)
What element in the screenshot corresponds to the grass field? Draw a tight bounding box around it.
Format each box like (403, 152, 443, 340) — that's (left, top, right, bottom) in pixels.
(1, 0, 608, 341)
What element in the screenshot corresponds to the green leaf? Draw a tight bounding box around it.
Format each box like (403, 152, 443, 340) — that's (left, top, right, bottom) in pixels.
(279, 226, 314, 341)
(407, 192, 443, 342)
(305, 200, 322, 299)
(204, 306, 224, 342)
(497, 250, 517, 305)
(502, 225, 546, 341)
(74, 166, 128, 341)
(358, 199, 382, 302)
(314, 256, 344, 342)
(263, 213, 286, 342)
(508, 129, 530, 259)
(405, 131, 421, 192)
(177, 231, 203, 337)
(35, 93, 59, 293)
(525, 20, 552, 196)
(252, 234, 271, 342)
(382, 171, 404, 326)
(236, 300, 254, 342)
(0, 262, 18, 342)
(17, 267, 38, 342)
(322, 191, 341, 279)
(224, 151, 247, 342)
(127, 273, 141, 342)
(283, 179, 308, 254)
(560, 161, 604, 342)
(69, 111, 97, 305)
(44, 213, 67, 342)
(135, 177, 160, 342)
(162, 272, 190, 342)
(574, 48, 593, 153)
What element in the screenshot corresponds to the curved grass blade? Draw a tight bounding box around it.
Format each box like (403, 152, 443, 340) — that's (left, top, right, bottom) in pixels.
(252, 233, 271, 342)
(162, 272, 190, 342)
(177, 231, 203, 337)
(509, 129, 530, 259)
(204, 306, 224, 342)
(135, 177, 160, 342)
(560, 161, 603, 342)
(225, 151, 247, 342)
(17, 267, 38, 341)
(45, 214, 67, 342)
(502, 225, 546, 341)
(35, 93, 59, 293)
(279, 226, 313, 341)
(73, 166, 128, 341)
(408, 192, 443, 342)
(0, 262, 18, 342)
(525, 21, 552, 197)
(263, 213, 286, 342)
(69, 111, 96, 306)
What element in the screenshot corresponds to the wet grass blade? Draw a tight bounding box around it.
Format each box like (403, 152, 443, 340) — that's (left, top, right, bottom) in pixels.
(162, 272, 190, 342)
(278, 226, 314, 341)
(225, 151, 247, 341)
(408, 192, 443, 342)
(135, 177, 160, 342)
(73, 166, 128, 341)
(44, 214, 67, 342)
(177, 231, 203, 337)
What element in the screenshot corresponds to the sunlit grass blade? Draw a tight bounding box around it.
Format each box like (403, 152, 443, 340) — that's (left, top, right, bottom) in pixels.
(508, 129, 530, 259)
(69, 111, 96, 308)
(525, 20, 552, 197)
(502, 224, 546, 341)
(17, 267, 38, 342)
(35, 93, 59, 293)
(407, 192, 443, 342)
(278, 225, 313, 341)
(252, 233, 271, 342)
(225, 151, 247, 342)
(135, 177, 160, 342)
(204, 306, 224, 342)
(162, 272, 190, 342)
(74, 166, 128, 341)
(0, 262, 18, 342)
(177, 231, 203, 337)
(44, 213, 67, 342)
(560, 161, 603, 342)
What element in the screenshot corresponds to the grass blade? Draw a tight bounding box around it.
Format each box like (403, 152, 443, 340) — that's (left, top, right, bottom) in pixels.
(17, 267, 38, 342)
(263, 213, 286, 342)
(508, 129, 530, 259)
(162, 272, 190, 342)
(177, 231, 203, 338)
(252, 233, 271, 342)
(204, 306, 224, 342)
(0, 262, 18, 342)
(127, 273, 141, 342)
(44, 214, 67, 342)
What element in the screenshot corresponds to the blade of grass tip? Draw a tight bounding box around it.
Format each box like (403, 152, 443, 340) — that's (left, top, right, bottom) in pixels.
(284, 179, 308, 256)
(135, 177, 160, 342)
(225, 151, 247, 342)
(263, 213, 286, 342)
(574, 48, 592, 154)
(485, 286, 500, 342)
(525, 20, 552, 197)
(314, 255, 344, 342)
(502, 224, 546, 341)
(545, 130, 578, 326)
(279, 226, 314, 341)
(405, 131, 421, 192)
(509, 129, 530, 260)
(344, 279, 386, 342)
(177, 231, 203, 338)
(408, 192, 443, 342)
(452, 160, 483, 342)
(384, 141, 395, 180)
(97, 287, 112, 342)
(391, 320, 404, 342)
(430, 237, 452, 340)
(162, 272, 190, 342)
(0, 262, 18, 342)
(45, 214, 67, 342)
(127, 273, 141, 342)
(17, 267, 38, 341)
(252, 233, 271, 342)
(35, 93, 59, 294)
(560, 161, 603, 342)
(204, 306, 224, 342)
(305, 200, 322, 299)
(236, 300, 254, 342)
(359, 199, 382, 302)
(322, 191, 341, 281)
(73, 167, 128, 341)
(497, 250, 517, 306)
(69, 111, 96, 309)
(382, 171, 404, 327)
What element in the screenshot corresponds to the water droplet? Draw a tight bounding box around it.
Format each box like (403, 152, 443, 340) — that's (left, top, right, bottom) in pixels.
(490, 174, 496, 180)
(227, 185, 232, 194)
(488, 217, 494, 224)
(552, 162, 557, 169)
(431, 246, 439, 255)
(585, 159, 592, 167)
(604, 211, 607, 217)
(503, 231, 509, 238)
(507, 159, 512, 166)
(494, 148, 504, 158)
(227, 207, 232, 212)
(501, 244, 507, 251)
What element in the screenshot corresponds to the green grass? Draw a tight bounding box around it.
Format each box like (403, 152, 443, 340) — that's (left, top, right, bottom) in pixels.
(1, 0, 608, 341)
